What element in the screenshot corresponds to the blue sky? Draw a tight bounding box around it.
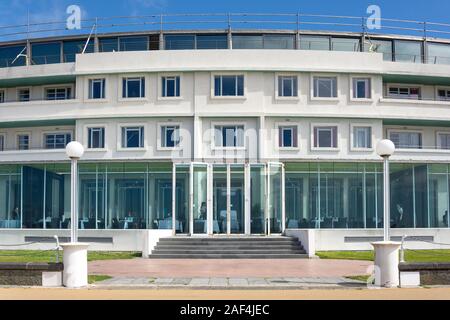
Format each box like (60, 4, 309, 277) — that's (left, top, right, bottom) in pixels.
(0, 0, 449, 39)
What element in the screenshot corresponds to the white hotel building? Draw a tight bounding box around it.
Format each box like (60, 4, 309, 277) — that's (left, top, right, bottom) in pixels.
(1, 15, 450, 255)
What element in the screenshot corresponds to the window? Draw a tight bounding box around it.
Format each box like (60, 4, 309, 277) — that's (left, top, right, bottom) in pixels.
(122, 77, 145, 98)
(437, 89, 450, 101)
(364, 39, 393, 61)
(313, 77, 337, 98)
(0, 90, 4, 103)
(89, 79, 106, 99)
(214, 75, 244, 97)
(17, 134, 29, 150)
(44, 133, 72, 149)
(162, 76, 181, 97)
(0, 45, 27, 68)
(313, 126, 338, 148)
(394, 40, 422, 63)
(88, 127, 105, 149)
(214, 125, 245, 148)
(164, 35, 195, 50)
(31, 42, 61, 65)
(352, 78, 372, 99)
(427, 43, 450, 65)
(0, 135, 4, 151)
(121, 127, 144, 148)
(388, 86, 421, 99)
(18, 88, 30, 102)
(279, 126, 298, 148)
(437, 133, 450, 150)
(161, 125, 180, 148)
(300, 36, 330, 50)
(197, 35, 228, 49)
(119, 36, 148, 51)
(99, 38, 118, 52)
(63, 40, 94, 63)
(389, 131, 422, 149)
(353, 127, 372, 149)
(45, 87, 72, 100)
(331, 38, 360, 52)
(278, 76, 298, 97)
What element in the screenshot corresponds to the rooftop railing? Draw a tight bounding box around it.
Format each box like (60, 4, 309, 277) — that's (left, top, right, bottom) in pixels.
(1, 13, 450, 42)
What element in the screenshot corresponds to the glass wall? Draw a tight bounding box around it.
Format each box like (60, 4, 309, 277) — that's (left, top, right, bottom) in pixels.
(63, 40, 94, 62)
(0, 45, 27, 67)
(0, 165, 21, 229)
(394, 40, 422, 63)
(233, 35, 294, 49)
(364, 39, 393, 61)
(250, 165, 266, 234)
(31, 42, 61, 65)
(427, 42, 450, 65)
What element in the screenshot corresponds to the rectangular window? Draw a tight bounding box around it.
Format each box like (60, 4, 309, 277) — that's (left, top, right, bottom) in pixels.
(279, 126, 298, 148)
(18, 88, 30, 102)
(438, 133, 450, 150)
(162, 76, 181, 97)
(17, 134, 29, 150)
(122, 77, 145, 98)
(45, 87, 72, 100)
(353, 78, 372, 99)
(122, 127, 144, 148)
(437, 89, 450, 101)
(394, 40, 422, 63)
(88, 127, 105, 149)
(0, 135, 4, 151)
(278, 76, 298, 97)
(313, 126, 338, 148)
(214, 125, 245, 148)
(388, 86, 421, 99)
(389, 131, 422, 149)
(214, 75, 244, 97)
(313, 77, 337, 98)
(44, 133, 72, 149)
(89, 79, 106, 99)
(0, 90, 4, 103)
(353, 127, 372, 149)
(161, 125, 180, 148)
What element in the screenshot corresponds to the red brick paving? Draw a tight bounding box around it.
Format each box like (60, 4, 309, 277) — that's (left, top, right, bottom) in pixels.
(89, 258, 372, 278)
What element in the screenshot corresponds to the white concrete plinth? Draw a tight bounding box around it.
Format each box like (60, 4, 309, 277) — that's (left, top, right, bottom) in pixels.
(61, 243, 90, 288)
(371, 241, 401, 288)
(400, 271, 421, 288)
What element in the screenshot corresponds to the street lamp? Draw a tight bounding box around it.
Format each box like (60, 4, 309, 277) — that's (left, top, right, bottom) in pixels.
(376, 139, 395, 242)
(66, 141, 84, 243)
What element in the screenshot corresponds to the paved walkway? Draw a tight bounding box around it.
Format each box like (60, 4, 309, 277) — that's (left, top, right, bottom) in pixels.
(89, 258, 372, 278)
(93, 276, 365, 289)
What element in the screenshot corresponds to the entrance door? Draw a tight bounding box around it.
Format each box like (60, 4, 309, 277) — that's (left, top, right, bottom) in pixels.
(192, 163, 208, 235)
(173, 164, 190, 234)
(250, 164, 266, 234)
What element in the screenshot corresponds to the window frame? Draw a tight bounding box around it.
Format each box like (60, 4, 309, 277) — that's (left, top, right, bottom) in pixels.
(436, 87, 450, 101)
(211, 122, 246, 150)
(311, 75, 339, 100)
(275, 74, 299, 100)
(436, 131, 450, 150)
(311, 123, 339, 151)
(158, 74, 182, 100)
(350, 76, 373, 101)
(211, 73, 246, 99)
(276, 123, 299, 150)
(0, 89, 5, 103)
(88, 78, 106, 100)
(120, 76, 146, 100)
(86, 126, 106, 150)
(387, 84, 422, 100)
(350, 124, 374, 151)
(44, 85, 73, 101)
(16, 133, 31, 151)
(387, 129, 423, 150)
(0, 133, 5, 151)
(157, 122, 182, 150)
(43, 131, 72, 150)
(17, 87, 31, 102)
(118, 124, 146, 150)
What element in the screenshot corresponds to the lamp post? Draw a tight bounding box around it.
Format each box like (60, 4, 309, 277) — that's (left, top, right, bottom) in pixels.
(65, 141, 85, 243)
(61, 141, 89, 288)
(376, 139, 395, 242)
(372, 139, 401, 288)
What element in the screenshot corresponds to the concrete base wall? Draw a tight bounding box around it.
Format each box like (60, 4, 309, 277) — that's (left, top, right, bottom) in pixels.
(0, 228, 449, 252)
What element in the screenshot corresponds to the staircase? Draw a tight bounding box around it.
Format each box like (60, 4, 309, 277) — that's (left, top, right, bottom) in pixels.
(149, 236, 308, 259)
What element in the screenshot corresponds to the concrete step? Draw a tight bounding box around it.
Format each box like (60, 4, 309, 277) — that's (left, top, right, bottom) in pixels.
(155, 245, 304, 250)
(157, 240, 300, 245)
(152, 249, 307, 254)
(149, 253, 309, 259)
(159, 237, 298, 242)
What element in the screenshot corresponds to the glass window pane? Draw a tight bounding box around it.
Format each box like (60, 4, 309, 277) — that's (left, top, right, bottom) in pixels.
(119, 36, 148, 51)
(232, 35, 263, 49)
(264, 35, 294, 49)
(300, 36, 329, 50)
(63, 40, 94, 62)
(427, 42, 450, 65)
(31, 42, 61, 65)
(165, 35, 195, 50)
(395, 40, 422, 63)
(99, 38, 118, 52)
(0, 45, 27, 67)
(331, 38, 360, 52)
(364, 39, 393, 61)
(197, 35, 227, 49)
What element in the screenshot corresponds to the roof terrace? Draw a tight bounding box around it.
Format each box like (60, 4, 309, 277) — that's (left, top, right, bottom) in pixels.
(1, 13, 450, 68)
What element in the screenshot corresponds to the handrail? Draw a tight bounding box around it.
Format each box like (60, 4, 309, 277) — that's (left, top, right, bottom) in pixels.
(0, 12, 450, 42)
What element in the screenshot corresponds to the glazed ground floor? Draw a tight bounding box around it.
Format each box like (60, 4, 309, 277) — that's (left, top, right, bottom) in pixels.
(1, 161, 450, 236)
